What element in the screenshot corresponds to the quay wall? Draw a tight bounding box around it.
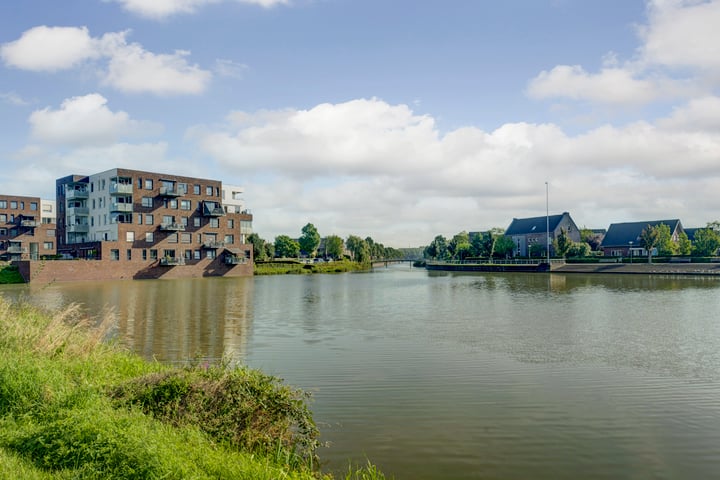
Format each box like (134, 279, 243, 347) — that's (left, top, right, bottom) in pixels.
(15, 258, 253, 284)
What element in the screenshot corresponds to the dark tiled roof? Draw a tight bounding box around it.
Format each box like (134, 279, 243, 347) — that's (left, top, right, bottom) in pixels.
(601, 220, 681, 247)
(684, 228, 699, 241)
(506, 214, 565, 236)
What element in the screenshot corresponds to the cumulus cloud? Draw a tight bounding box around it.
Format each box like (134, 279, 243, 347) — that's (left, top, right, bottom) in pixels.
(28, 93, 162, 146)
(0, 26, 100, 72)
(0, 26, 211, 95)
(188, 98, 720, 244)
(109, 0, 290, 19)
(527, 0, 720, 107)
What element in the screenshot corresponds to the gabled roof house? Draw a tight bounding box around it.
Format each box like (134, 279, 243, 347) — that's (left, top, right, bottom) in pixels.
(505, 212, 580, 257)
(600, 219, 684, 257)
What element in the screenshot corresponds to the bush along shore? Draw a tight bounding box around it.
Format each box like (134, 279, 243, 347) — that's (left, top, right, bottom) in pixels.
(254, 259, 371, 275)
(0, 298, 386, 479)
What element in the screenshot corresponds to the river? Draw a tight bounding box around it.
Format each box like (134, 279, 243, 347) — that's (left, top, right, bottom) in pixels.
(2, 265, 720, 479)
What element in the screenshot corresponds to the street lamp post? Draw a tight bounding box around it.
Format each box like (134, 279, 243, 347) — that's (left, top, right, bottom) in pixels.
(629, 241, 633, 264)
(545, 181, 550, 265)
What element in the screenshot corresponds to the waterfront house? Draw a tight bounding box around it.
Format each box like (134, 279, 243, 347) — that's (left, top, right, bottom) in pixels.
(600, 219, 684, 257)
(505, 212, 580, 257)
(0, 195, 56, 261)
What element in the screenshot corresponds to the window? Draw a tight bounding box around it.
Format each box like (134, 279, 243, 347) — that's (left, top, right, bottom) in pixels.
(101, 179, 106, 190)
(30, 202, 38, 211)
(145, 179, 153, 190)
(137, 178, 143, 188)
(167, 233, 178, 243)
(181, 233, 191, 243)
(209, 218, 219, 228)
(126, 231, 135, 242)
(127, 249, 132, 260)
(227, 219, 234, 229)
(181, 217, 188, 226)
(224, 234, 234, 244)
(193, 184, 200, 195)
(43, 241, 53, 250)
(180, 200, 191, 210)
(194, 250, 201, 260)
(142, 249, 147, 260)
(145, 214, 154, 225)
(184, 249, 192, 260)
(42, 203, 52, 212)
(142, 197, 153, 208)
(206, 249, 216, 259)
(0, 201, 6, 208)
(206, 186, 213, 196)
(0, 214, 5, 222)
(169, 199, 178, 209)
(178, 183, 187, 194)
(20, 202, 24, 210)
(137, 213, 143, 224)
(110, 249, 120, 260)
(193, 217, 201, 227)
(10, 201, 17, 209)
(150, 249, 158, 260)
(0, 228, 6, 235)
(163, 215, 174, 225)
(146, 232, 154, 243)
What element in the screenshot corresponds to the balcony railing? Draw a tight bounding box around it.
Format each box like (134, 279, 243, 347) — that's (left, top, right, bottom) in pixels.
(225, 255, 247, 265)
(159, 257, 185, 266)
(20, 220, 38, 228)
(110, 184, 133, 195)
(202, 202, 225, 217)
(66, 189, 89, 200)
(67, 207, 89, 216)
(159, 186, 184, 197)
(67, 224, 89, 233)
(202, 241, 225, 249)
(6, 245, 27, 254)
(159, 223, 185, 232)
(110, 203, 133, 213)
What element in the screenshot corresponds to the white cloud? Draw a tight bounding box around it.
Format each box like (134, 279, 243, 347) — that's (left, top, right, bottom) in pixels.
(110, 0, 289, 19)
(28, 93, 161, 146)
(0, 92, 31, 106)
(0, 26, 100, 72)
(657, 96, 720, 131)
(214, 59, 248, 79)
(1, 26, 212, 95)
(191, 98, 720, 244)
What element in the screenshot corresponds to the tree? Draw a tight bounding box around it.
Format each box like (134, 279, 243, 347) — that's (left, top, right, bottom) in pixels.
(677, 231, 692, 256)
(424, 235, 448, 260)
(346, 235, 370, 263)
(553, 227, 572, 258)
(566, 242, 591, 258)
(493, 236, 515, 258)
(692, 228, 720, 257)
(580, 227, 602, 251)
(324, 235, 344, 259)
(654, 223, 677, 256)
(263, 242, 275, 260)
(484, 228, 506, 259)
(247, 233, 267, 261)
(299, 223, 321, 258)
(639, 224, 661, 263)
(274, 235, 300, 258)
(448, 231, 471, 260)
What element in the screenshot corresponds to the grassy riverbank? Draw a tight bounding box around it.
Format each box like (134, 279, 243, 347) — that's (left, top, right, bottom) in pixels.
(254, 260, 370, 275)
(0, 298, 386, 479)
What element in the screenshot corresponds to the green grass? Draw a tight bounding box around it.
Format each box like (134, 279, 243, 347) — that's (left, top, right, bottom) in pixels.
(254, 260, 370, 275)
(0, 264, 23, 284)
(0, 298, 388, 479)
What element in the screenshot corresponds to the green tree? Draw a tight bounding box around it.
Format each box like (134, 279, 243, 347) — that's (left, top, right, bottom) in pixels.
(553, 227, 572, 258)
(580, 227, 601, 251)
(655, 223, 678, 256)
(274, 235, 300, 258)
(484, 228, 506, 259)
(566, 242, 591, 258)
(677, 231, 692, 256)
(493, 236, 515, 258)
(324, 235, 344, 259)
(639, 224, 661, 263)
(692, 228, 720, 256)
(298, 223, 321, 258)
(263, 242, 275, 259)
(247, 233, 267, 261)
(424, 235, 448, 260)
(448, 231, 471, 260)
(346, 235, 370, 263)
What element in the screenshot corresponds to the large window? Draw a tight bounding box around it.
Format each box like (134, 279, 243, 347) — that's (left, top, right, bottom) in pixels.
(126, 231, 135, 242)
(43, 241, 53, 250)
(110, 249, 120, 260)
(150, 249, 158, 260)
(209, 218, 219, 228)
(142, 197, 153, 208)
(30, 202, 38, 211)
(193, 184, 200, 195)
(181, 200, 191, 210)
(146, 232, 154, 243)
(193, 217, 201, 227)
(10, 201, 17, 209)
(145, 214, 154, 225)
(181, 233, 191, 243)
(145, 179, 153, 190)
(206, 186, 213, 196)
(0, 201, 6, 208)
(224, 234, 234, 244)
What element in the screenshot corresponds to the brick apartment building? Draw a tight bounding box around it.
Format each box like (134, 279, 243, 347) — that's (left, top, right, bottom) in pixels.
(0, 195, 56, 261)
(52, 168, 253, 280)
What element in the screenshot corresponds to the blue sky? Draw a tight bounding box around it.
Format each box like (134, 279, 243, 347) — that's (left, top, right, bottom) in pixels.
(2, 0, 719, 246)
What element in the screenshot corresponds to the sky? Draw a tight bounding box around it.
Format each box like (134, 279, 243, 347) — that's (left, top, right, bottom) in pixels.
(1, 0, 719, 247)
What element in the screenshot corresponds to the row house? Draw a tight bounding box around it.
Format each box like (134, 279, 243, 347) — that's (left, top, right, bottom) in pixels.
(505, 212, 581, 257)
(0, 194, 56, 261)
(55, 168, 253, 278)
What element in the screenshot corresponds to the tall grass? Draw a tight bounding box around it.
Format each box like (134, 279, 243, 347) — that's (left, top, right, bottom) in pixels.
(0, 297, 387, 479)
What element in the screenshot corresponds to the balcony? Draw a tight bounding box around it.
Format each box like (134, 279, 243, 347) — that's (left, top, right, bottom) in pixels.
(20, 219, 38, 228)
(110, 184, 133, 195)
(202, 241, 225, 249)
(67, 224, 89, 233)
(66, 189, 89, 200)
(159, 186, 184, 197)
(225, 255, 247, 265)
(110, 202, 133, 213)
(159, 223, 185, 232)
(202, 202, 225, 217)
(159, 257, 185, 266)
(6, 245, 26, 254)
(67, 206, 89, 216)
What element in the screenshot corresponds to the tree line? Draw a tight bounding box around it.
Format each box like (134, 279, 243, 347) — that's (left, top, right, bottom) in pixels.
(247, 223, 404, 263)
(638, 221, 720, 261)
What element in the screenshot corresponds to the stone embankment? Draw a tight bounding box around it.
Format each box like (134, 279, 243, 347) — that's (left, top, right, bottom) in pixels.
(553, 262, 720, 276)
